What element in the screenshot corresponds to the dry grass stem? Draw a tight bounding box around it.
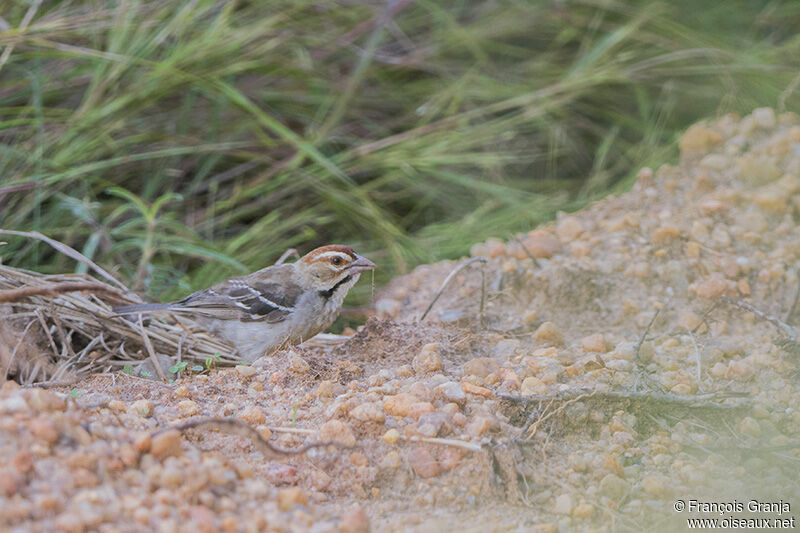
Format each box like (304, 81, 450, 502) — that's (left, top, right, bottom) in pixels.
(168, 418, 352, 457)
(420, 256, 487, 322)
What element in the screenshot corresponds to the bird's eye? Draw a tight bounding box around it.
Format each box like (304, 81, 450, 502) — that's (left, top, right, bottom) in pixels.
(331, 257, 342, 265)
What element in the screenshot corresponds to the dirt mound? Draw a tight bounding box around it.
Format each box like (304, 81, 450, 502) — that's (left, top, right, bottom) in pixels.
(2, 108, 800, 531)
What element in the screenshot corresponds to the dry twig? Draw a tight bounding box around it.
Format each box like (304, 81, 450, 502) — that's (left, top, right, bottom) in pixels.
(163, 417, 354, 457)
(0, 282, 125, 303)
(501, 389, 749, 409)
(400, 435, 483, 452)
(722, 296, 797, 339)
(420, 256, 487, 322)
(634, 307, 660, 392)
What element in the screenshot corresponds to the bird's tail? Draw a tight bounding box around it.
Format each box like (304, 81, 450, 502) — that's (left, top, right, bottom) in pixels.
(111, 303, 173, 316)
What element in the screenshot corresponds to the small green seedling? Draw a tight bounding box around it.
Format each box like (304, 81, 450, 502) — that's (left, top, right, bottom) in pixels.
(123, 364, 134, 375)
(205, 352, 222, 370)
(70, 388, 81, 398)
(169, 361, 188, 374)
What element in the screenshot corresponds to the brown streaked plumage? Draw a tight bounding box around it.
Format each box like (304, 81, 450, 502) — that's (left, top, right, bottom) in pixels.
(113, 245, 375, 362)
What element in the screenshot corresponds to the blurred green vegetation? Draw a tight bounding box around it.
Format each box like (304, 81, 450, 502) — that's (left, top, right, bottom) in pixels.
(1, 0, 799, 304)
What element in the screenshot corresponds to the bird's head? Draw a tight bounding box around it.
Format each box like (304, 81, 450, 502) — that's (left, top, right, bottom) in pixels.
(298, 245, 375, 294)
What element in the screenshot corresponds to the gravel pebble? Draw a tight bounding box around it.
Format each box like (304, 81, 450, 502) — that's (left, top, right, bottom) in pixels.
(150, 430, 182, 459)
(407, 447, 441, 478)
(338, 506, 370, 533)
(235, 365, 256, 377)
(413, 343, 444, 374)
(319, 419, 356, 447)
(238, 406, 266, 425)
(349, 402, 386, 423)
(277, 487, 308, 511)
(533, 322, 564, 346)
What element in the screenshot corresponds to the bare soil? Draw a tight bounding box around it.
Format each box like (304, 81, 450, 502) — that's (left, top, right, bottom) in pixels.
(2, 108, 800, 532)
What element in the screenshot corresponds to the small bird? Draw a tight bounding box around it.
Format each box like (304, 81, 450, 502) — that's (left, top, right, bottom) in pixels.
(113, 245, 375, 362)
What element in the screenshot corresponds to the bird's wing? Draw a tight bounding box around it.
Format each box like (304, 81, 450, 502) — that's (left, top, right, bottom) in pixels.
(174, 264, 302, 323)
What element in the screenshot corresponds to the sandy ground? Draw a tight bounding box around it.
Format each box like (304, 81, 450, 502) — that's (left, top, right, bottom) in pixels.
(2, 108, 800, 532)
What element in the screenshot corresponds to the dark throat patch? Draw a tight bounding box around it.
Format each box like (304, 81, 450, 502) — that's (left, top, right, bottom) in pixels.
(319, 275, 352, 299)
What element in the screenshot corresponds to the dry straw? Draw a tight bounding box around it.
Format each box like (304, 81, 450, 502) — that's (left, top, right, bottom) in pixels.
(0, 230, 235, 385)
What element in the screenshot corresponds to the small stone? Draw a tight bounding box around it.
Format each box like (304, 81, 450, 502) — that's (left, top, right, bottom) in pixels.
(677, 311, 702, 331)
(699, 154, 730, 171)
(238, 406, 266, 425)
(679, 123, 722, 154)
(380, 451, 401, 470)
(29, 416, 59, 444)
(54, 512, 85, 533)
(383, 393, 418, 418)
(189, 506, 216, 533)
(752, 107, 776, 129)
(339, 506, 370, 533)
(533, 321, 564, 346)
(434, 382, 466, 405)
(257, 425, 272, 440)
(267, 463, 298, 485)
(319, 420, 356, 447)
(439, 447, 464, 472)
(412, 343, 444, 374)
(235, 365, 256, 377)
(287, 352, 310, 374)
(317, 380, 336, 398)
(349, 403, 385, 423)
(151, 429, 182, 459)
(599, 474, 630, 501)
(277, 487, 308, 511)
(463, 357, 499, 378)
(408, 402, 435, 420)
(500, 368, 521, 390)
(523, 309, 539, 326)
(554, 493, 574, 515)
(177, 399, 200, 416)
(494, 339, 520, 358)
(486, 238, 506, 257)
(108, 400, 127, 412)
(173, 385, 190, 398)
(461, 382, 492, 397)
(466, 415, 495, 437)
(710, 225, 731, 248)
(581, 333, 607, 353)
(407, 447, 441, 478)
(220, 517, 238, 532)
(556, 217, 584, 242)
(670, 383, 692, 395)
(133, 432, 152, 453)
(12, 450, 33, 474)
(652, 225, 681, 244)
(25, 388, 67, 412)
(0, 466, 23, 497)
(739, 417, 761, 437)
(383, 428, 400, 444)
(521, 376, 547, 395)
(130, 399, 153, 417)
(350, 452, 368, 467)
(523, 230, 562, 258)
(691, 276, 729, 299)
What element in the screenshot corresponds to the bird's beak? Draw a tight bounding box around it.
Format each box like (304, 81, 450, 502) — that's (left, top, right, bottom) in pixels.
(348, 254, 376, 273)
